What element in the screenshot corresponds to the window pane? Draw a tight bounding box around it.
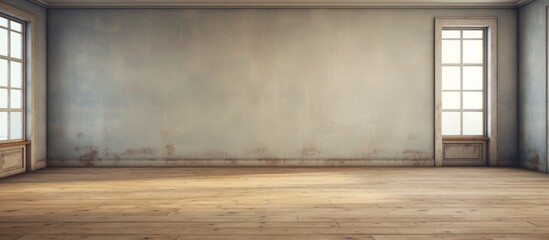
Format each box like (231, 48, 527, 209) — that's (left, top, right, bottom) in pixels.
(0, 89, 7, 108)
(0, 28, 7, 56)
(10, 32, 22, 59)
(463, 30, 483, 38)
(463, 112, 483, 135)
(442, 112, 461, 135)
(0, 59, 7, 87)
(442, 66, 460, 90)
(463, 66, 483, 90)
(442, 30, 460, 38)
(442, 92, 460, 109)
(463, 92, 483, 110)
(9, 112, 22, 139)
(0, 112, 7, 140)
(442, 40, 461, 64)
(10, 89, 21, 109)
(463, 40, 483, 64)
(10, 21, 22, 32)
(0, 17, 7, 28)
(10, 62, 22, 88)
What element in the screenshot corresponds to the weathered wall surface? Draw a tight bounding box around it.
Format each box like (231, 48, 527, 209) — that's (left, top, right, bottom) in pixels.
(47, 8, 518, 166)
(1, 0, 47, 170)
(518, 0, 548, 173)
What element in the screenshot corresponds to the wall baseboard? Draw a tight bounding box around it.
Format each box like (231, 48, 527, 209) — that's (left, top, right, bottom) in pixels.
(47, 159, 435, 167)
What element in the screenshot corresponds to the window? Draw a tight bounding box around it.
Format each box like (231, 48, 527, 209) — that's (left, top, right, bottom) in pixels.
(435, 18, 497, 166)
(0, 14, 24, 142)
(441, 29, 485, 136)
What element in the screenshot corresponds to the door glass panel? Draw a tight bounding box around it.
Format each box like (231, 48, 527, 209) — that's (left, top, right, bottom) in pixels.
(463, 112, 483, 135)
(10, 89, 21, 109)
(442, 40, 461, 64)
(442, 112, 461, 135)
(0, 89, 7, 108)
(463, 30, 483, 38)
(0, 59, 7, 87)
(0, 17, 7, 28)
(0, 112, 7, 140)
(0, 28, 7, 56)
(442, 92, 461, 109)
(9, 112, 22, 139)
(10, 21, 22, 32)
(442, 66, 460, 90)
(463, 40, 483, 64)
(10, 32, 22, 59)
(10, 62, 22, 88)
(442, 30, 460, 38)
(463, 92, 483, 110)
(463, 66, 483, 90)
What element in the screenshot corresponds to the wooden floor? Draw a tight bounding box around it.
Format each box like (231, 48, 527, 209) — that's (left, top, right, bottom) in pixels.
(1, 167, 549, 240)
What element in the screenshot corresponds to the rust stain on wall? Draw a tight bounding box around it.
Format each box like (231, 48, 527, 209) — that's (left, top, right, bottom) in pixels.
(202, 150, 229, 158)
(301, 147, 320, 157)
(125, 147, 155, 156)
(166, 144, 175, 158)
(402, 150, 432, 161)
(244, 146, 269, 156)
(76, 145, 98, 167)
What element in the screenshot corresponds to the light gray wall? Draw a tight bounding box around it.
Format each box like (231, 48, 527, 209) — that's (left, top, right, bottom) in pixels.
(2, 0, 47, 169)
(519, 0, 548, 173)
(47, 8, 518, 166)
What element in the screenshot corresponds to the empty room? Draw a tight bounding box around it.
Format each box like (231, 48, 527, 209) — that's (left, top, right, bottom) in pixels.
(1, 0, 549, 239)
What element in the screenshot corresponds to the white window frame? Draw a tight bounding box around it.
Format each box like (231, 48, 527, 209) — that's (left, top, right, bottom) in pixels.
(0, 2, 37, 170)
(0, 13, 25, 143)
(435, 18, 498, 166)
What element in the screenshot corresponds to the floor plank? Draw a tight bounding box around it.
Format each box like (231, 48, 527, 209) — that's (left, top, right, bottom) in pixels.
(1, 167, 549, 239)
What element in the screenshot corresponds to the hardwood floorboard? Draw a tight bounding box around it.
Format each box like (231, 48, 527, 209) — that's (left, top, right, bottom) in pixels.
(0, 167, 548, 239)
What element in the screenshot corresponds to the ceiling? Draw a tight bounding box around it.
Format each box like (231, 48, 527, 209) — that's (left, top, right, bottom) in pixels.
(31, 0, 534, 8)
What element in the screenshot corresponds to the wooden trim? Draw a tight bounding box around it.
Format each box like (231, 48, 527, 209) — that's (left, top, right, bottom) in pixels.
(443, 137, 489, 141)
(434, 18, 498, 167)
(48, 159, 435, 167)
(0, 2, 37, 172)
(0, 141, 30, 148)
(35, 0, 528, 8)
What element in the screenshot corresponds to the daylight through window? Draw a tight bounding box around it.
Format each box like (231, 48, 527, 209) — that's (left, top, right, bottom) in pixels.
(0, 14, 24, 142)
(441, 29, 485, 136)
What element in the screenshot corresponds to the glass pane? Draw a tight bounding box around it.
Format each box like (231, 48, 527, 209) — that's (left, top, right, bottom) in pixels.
(442, 112, 461, 135)
(463, 92, 483, 110)
(10, 62, 22, 88)
(442, 66, 460, 90)
(463, 40, 483, 64)
(0, 59, 7, 87)
(463, 112, 483, 135)
(9, 112, 22, 139)
(0, 28, 7, 56)
(442, 92, 461, 109)
(442, 40, 461, 64)
(10, 32, 22, 59)
(463, 66, 483, 90)
(0, 112, 7, 140)
(442, 30, 460, 38)
(10, 89, 21, 109)
(0, 17, 7, 28)
(463, 30, 483, 38)
(0, 89, 7, 108)
(10, 21, 22, 32)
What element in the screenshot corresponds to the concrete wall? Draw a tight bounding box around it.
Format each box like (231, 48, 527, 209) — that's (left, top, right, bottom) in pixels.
(1, 0, 47, 170)
(47, 8, 518, 166)
(519, 0, 548, 173)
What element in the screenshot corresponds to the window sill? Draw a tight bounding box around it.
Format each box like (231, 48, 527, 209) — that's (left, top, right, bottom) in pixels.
(443, 137, 489, 141)
(0, 141, 30, 148)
